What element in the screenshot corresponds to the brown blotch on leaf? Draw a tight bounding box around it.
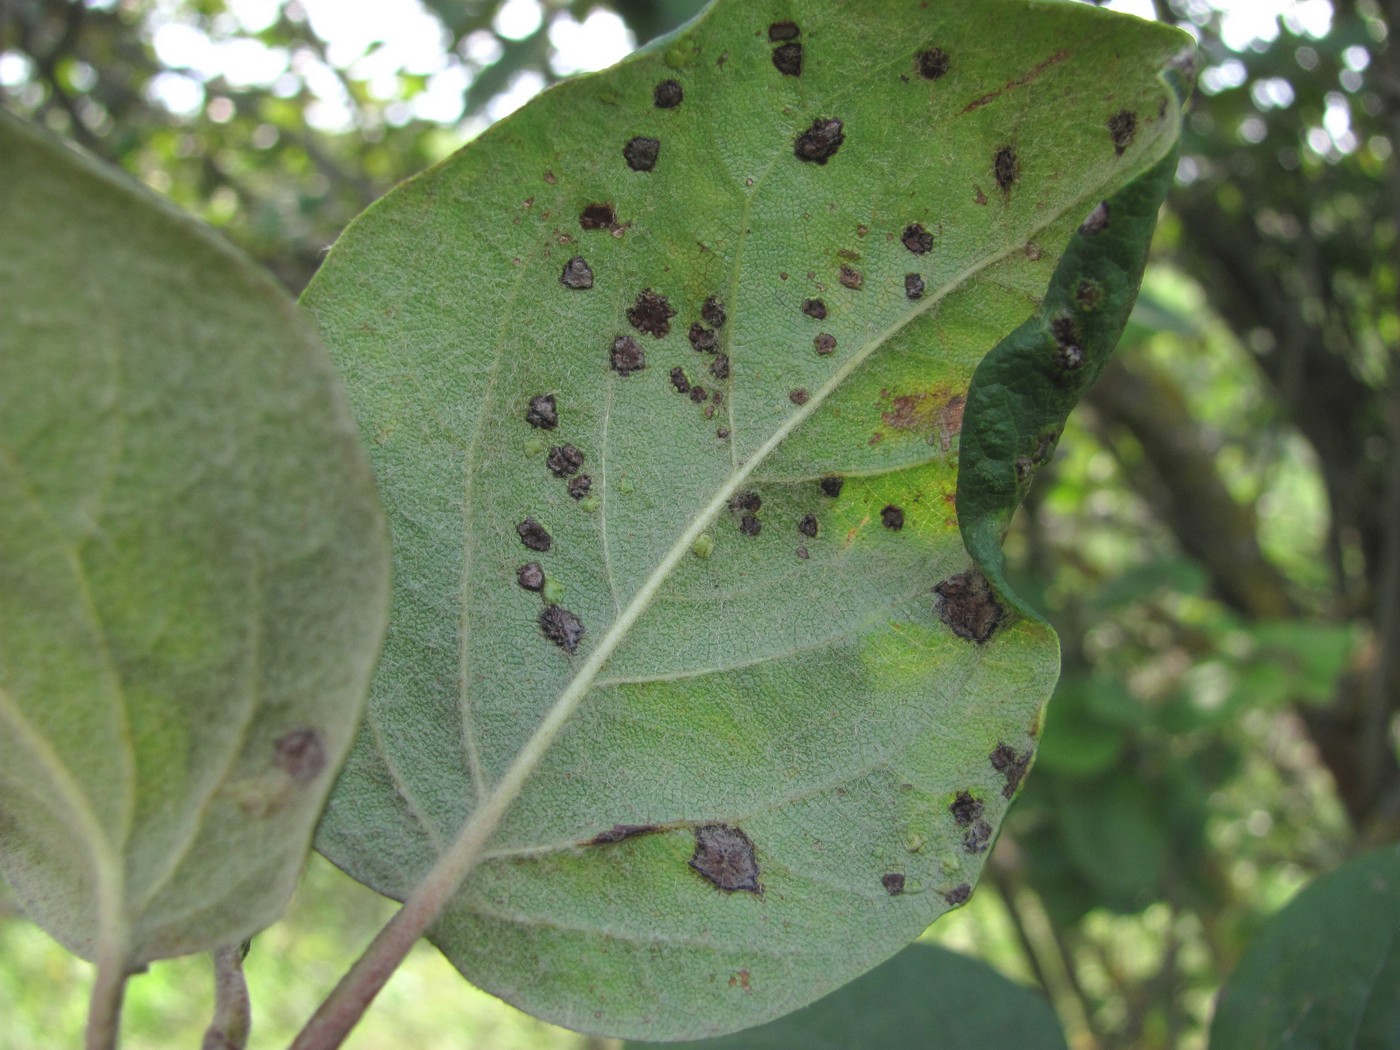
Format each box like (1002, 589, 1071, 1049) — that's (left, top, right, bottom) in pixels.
(802, 297, 827, 319)
(1080, 201, 1110, 235)
(950, 791, 984, 827)
(539, 604, 585, 654)
(670, 366, 691, 394)
(628, 289, 676, 338)
(1108, 109, 1137, 155)
(772, 42, 803, 77)
(1076, 278, 1103, 311)
(653, 79, 683, 108)
(934, 571, 1005, 644)
(881, 505, 905, 531)
(579, 202, 617, 230)
(525, 393, 558, 429)
(881, 873, 906, 895)
(560, 256, 594, 289)
(702, 296, 727, 328)
(517, 562, 545, 591)
(711, 354, 730, 380)
(568, 475, 592, 500)
(905, 273, 926, 300)
(717, 426, 730, 439)
(517, 517, 552, 552)
(610, 335, 646, 376)
(944, 882, 972, 906)
(839, 265, 862, 289)
(990, 743, 1033, 798)
(546, 444, 584, 477)
(902, 223, 934, 254)
(794, 117, 845, 164)
(917, 47, 950, 80)
(768, 20, 799, 41)
(1051, 313, 1086, 373)
(798, 513, 819, 538)
(730, 491, 761, 513)
(796, 545, 810, 559)
(994, 145, 1020, 193)
(689, 823, 761, 893)
(789, 388, 810, 406)
(688, 323, 718, 353)
(963, 819, 993, 854)
(739, 514, 762, 537)
(814, 332, 837, 356)
(689, 385, 708, 403)
(623, 135, 661, 172)
(820, 475, 844, 498)
(274, 729, 325, 785)
(586, 823, 661, 845)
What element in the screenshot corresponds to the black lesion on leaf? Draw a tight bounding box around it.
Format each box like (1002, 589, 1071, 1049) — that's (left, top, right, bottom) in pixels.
(586, 823, 661, 845)
(944, 882, 972, 906)
(688, 323, 718, 352)
(539, 604, 585, 654)
(567, 475, 592, 500)
(819, 475, 844, 498)
(801, 297, 827, 319)
(905, 273, 926, 300)
(1108, 109, 1138, 155)
(994, 145, 1020, 194)
(1051, 313, 1086, 373)
(525, 393, 558, 429)
(794, 117, 845, 164)
(789, 388, 810, 406)
(710, 354, 730, 380)
(934, 571, 1005, 643)
(559, 256, 594, 289)
(517, 562, 545, 591)
(798, 513, 819, 538)
(689, 824, 761, 893)
(739, 514, 762, 536)
(990, 743, 1033, 799)
(517, 518, 552, 552)
(546, 444, 584, 477)
(772, 42, 803, 77)
(689, 385, 708, 403)
(1080, 201, 1110, 235)
(839, 265, 862, 289)
(962, 819, 993, 854)
(579, 202, 617, 230)
(950, 790, 984, 827)
(902, 223, 934, 254)
(730, 491, 761, 513)
(653, 79, 683, 109)
(701, 296, 726, 328)
(623, 136, 661, 172)
(881, 504, 904, 531)
(610, 335, 646, 375)
(274, 729, 325, 784)
(916, 47, 950, 80)
(670, 366, 691, 393)
(768, 21, 799, 41)
(814, 332, 837, 356)
(881, 873, 906, 895)
(628, 289, 676, 338)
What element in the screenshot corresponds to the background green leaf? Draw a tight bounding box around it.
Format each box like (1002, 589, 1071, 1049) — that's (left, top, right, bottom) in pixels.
(628, 941, 1069, 1049)
(0, 113, 389, 971)
(303, 0, 1188, 1039)
(1209, 844, 1400, 1050)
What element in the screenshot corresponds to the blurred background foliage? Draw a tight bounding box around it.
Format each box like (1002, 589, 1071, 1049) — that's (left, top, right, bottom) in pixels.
(1, 0, 1397, 1047)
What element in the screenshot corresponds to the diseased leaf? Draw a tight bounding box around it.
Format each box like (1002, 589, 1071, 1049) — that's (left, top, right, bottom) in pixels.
(628, 941, 1069, 1049)
(303, 0, 1189, 1038)
(0, 113, 389, 970)
(1210, 845, 1400, 1050)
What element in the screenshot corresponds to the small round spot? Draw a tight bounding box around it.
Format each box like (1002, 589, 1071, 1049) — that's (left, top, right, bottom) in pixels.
(624, 136, 661, 172)
(916, 48, 949, 80)
(794, 117, 845, 164)
(517, 562, 545, 591)
(880, 505, 904, 531)
(525, 393, 558, 429)
(902, 223, 934, 254)
(905, 273, 926, 300)
(801, 298, 827, 320)
(653, 79, 683, 108)
(819, 475, 844, 498)
(789, 388, 810, 406)
(560, 256, 594, 289)
(610, 335, 646, 376)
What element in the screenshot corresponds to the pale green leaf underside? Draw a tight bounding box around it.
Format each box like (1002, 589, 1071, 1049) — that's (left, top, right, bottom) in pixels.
(0, 113, 389, 967)
(304, 0, 1187, 1038)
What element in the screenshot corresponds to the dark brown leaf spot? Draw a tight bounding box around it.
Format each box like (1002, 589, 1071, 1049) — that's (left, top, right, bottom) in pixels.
(1080, 201, 1110, 235)
(950, 791, 984, 827)
(717, 426, 730, 439)
(610, 335, 645, 376)
(820, 475, 844, 498)
(689, 824, 761, 893)
(702, 296, 727, 328)
(579, 202, 617, 230)
(560, 256, 594, 289)
(710, 354, 730, 380)
(963, 819, 993, 853)
(274, 729, 325, 785)
(670, 367, 691, 393)
(739, 514, 761, 537)
(798, 514, 818, 538)
(990, 743, 1033, 798)
(653, 79, 683, 108)
(517, 562, 544, 591)
(623, 136, 660, 172)
(994, 146, 1019, 193)
(1051, 313, 1085, 373)
(801, 297, 827, 319)
(905, 273, 926, 300)
(1075, 278, 1103, 311)
(628, 289, 676, 338)
(796, 545, 809, 559)
(1108, 109, 1137, 155)
(517, 518, 552, 552)
(789, 388, 810, 406)
(881, 873, 906, 895)
(586, 823, 660, 845)
(525, 393, 558, 429)
(689, 385, 708, 403)
(546, 444, 584, 477)
(902, 223, 934, 254)
(567, 475, 592, 500)
(688, 323, 718, 352)
(772, 42, 802, 76)
(814, 332, 837, 356)
(934, 571, 1005, 644)
(881, 505, 904, 531)
(794, 117, 845, 164)
(730, 491, 761, 513)
(944, 883, 972, 906)
(917, 47, 950, 80)
(539, 604, 585, 654)
(768, 20, 800, 41)
(839, 265, 862, 289)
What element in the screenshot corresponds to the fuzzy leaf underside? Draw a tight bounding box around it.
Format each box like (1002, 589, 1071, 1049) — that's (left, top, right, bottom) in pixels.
(303, 0, 1188, 1038)
(0, 113, 389, 966)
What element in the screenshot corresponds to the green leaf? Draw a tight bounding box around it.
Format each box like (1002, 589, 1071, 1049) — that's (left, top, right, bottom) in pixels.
(303, 0, 1189, 1038)
(0, 113, 389, 971)
(1210, 845, 1400, 1050)
(627, 942, 1069, 1049)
